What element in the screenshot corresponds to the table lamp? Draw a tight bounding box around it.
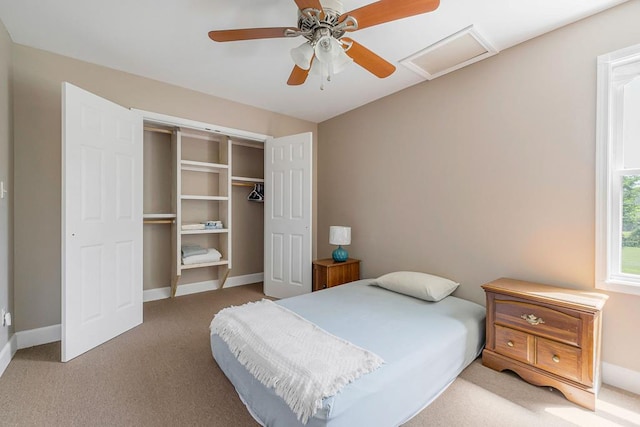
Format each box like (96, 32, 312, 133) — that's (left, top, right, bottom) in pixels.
(329, 226, 351, 262)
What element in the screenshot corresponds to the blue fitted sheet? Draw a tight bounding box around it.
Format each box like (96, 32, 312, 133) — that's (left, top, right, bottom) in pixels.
(210, 279, 486, 427)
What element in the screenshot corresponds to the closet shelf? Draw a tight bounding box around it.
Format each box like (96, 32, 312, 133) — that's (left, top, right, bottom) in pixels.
(231, 140, 264, 150)
(144, 219, 174, 224)
(144, 125, 173, 135)
(181, 160, 228, 173)
(181, 228, 229, 235)
(232, 176, 264, 183)
(181, 259, 230, 270)
(143, 213, 177, 219)
(181, 195, 229, 201)
(181, 129, 224, 142)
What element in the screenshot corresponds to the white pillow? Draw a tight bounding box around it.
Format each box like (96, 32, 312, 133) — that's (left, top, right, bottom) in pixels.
(376, 271, 459, 302)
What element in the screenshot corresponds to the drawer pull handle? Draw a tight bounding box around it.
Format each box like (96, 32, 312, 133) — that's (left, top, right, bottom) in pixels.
(552, 355, 560, 363)
(521, 314, 545, 325)
(507, 341, 514, 347)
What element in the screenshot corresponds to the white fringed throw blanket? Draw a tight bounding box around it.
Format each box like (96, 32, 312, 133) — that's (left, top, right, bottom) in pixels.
(210, 299, 384, 424)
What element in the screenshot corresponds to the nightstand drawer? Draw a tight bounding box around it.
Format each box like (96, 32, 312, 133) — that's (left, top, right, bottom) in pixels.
(495, 299, 581, 346)
(535, 337, 582, 383)
(494, 325, 532, 364)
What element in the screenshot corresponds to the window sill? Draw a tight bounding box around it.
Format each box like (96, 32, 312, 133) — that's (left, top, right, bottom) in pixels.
(597, 280, 640, 296)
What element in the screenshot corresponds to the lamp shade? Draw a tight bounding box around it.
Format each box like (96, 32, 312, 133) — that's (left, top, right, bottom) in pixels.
(329, 226, 351, 246)
(290, 42, 314, 70)
(332, 48, 353, 74)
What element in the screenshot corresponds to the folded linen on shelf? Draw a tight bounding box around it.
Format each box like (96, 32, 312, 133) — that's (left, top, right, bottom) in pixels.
(182, 248, 222, 265)
(181, 244, 207, 258)
(181, 223, 205, 231)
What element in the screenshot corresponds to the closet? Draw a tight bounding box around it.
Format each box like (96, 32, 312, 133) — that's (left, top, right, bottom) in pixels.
(62, 82, 312, 360)
(142, 120, 266, 298)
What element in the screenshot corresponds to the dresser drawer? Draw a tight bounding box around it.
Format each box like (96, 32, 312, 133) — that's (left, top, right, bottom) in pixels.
(482, 278, 607, 411)
(535, 336, 582, 383)
(495, 299, 581, 346)
(494, 325, 533, 364)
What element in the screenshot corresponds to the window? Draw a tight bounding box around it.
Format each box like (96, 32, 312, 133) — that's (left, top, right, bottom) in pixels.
(596, 43, 640, 295)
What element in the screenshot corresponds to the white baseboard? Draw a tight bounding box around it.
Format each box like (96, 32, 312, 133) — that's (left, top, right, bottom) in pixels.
(143, 272, 263, 302)
(224, 273, 264, 288)
(143, 287, 172, 302)
(603, 362, 640, 395)
(16, 324, 61, 350)
(7, 275, 263, 353)
(4, 306, 640, 398)
(0, 334, 17, 377)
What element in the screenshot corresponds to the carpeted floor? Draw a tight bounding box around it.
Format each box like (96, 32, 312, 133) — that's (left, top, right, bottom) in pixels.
(0, 283, 638, 426)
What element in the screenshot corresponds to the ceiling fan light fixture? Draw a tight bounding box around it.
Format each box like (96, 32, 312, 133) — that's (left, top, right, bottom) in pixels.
(332, 47, 353, 74)
(291, 42, 315, 70)
(315, 36, 338, 62)
(310, 37, 353, 89)
(210, 0, 441, 86)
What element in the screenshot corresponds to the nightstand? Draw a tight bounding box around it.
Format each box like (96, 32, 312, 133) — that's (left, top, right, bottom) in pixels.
(481, 278, 608, 410)
(312, 258, 360, 291)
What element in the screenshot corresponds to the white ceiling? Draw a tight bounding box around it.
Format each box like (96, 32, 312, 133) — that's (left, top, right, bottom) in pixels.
(0, 0, 628, 123)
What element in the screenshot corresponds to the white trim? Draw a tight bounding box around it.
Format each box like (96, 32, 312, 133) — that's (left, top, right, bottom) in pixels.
(603, 362, 640, 395)
(16, 324, 61, 349)
(7, 319, 638, 398)
(143, 273, 264, 302)
(595, 42, 640, 295)
(597, 280, 640, 296)
(595, 48, 612, 291)
(2, 273, 263, 367)
(0, 334, 17, 377)
(143, 287, 172, 302)
(175, 279, 219, 296)
(224, 273, 264, 288)
(132, 109, 270, 143)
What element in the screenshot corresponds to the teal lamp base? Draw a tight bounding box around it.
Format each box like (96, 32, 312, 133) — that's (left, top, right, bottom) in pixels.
(332, 245, 348, 262)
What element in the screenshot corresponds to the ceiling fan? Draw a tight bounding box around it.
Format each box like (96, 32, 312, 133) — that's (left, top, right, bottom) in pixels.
(208, 0, 440, 88)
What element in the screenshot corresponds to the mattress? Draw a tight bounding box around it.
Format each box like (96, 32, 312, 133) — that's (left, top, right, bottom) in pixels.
(210, 279, 486, 427)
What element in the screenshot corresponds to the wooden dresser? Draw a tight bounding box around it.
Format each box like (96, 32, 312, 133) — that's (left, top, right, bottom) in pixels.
(481, 278, 608, 410)
(312, 258, 360, 291)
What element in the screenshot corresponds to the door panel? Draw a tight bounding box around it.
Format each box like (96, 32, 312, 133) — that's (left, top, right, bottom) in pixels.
(264, 133, 312, 299)
(62, 82, 143, 362)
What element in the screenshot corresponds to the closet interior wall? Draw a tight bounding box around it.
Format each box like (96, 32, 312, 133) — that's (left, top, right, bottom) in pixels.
(142, 128, 174, 291)
(231, 141, 264, 278)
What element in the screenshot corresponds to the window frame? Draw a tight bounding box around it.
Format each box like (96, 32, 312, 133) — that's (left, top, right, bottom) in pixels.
(596, 43, 640, 296)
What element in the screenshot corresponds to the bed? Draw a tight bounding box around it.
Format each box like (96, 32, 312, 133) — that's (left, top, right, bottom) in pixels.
(210, 277, 486, 427)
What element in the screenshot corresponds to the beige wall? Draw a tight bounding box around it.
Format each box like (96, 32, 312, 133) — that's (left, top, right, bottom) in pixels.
(318, 1, 640, 373)
(12, 45, 317, 331)
(0, 19, 13, 350)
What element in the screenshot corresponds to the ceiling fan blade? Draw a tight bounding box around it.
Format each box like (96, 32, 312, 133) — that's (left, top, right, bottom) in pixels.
(341, 0, 440, 31)
(209, 27, 297, 42)
(294, 0, 323, 12)
(287, 65, 310, 85)
(342, 38, 395, 78)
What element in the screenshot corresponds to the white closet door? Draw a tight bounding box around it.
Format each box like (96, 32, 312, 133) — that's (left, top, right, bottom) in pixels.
(62, 83, 143, 362)
(264, 132, 312, 299)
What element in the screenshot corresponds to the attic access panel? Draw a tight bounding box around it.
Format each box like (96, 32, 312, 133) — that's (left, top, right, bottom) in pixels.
(401, 25, 498, 80)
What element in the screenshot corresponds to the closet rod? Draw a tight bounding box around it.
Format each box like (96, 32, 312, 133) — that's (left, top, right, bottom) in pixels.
(232, 182, 255, 188)
(144, 126, 174, 135)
